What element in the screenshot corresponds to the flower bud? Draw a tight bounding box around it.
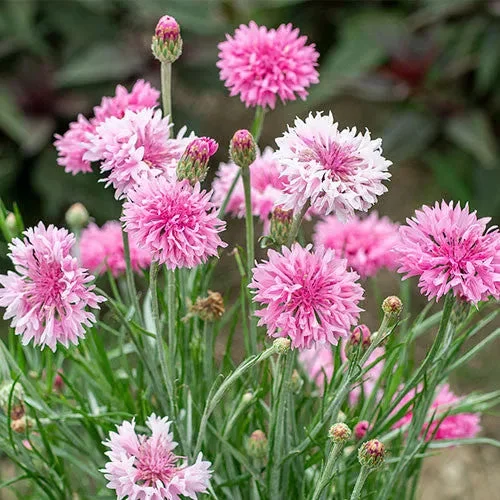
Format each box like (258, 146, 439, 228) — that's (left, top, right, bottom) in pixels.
(345, 324, 371, 358)
(152, 15, 183, 63)
(273, 337, 291, 354)
(10, 415, 34, 434)
(10, 403, 25, 421)
(242, 392, 253, 403)
(269, 207, 294, 246)
(291, 369, 303, 394)
(5, 212, 18, 235)
(187, 290, 225, 322)
(230, 129, 257, 168)
(247, 430, 268, 459)
(65, 203, 89, 230)
(177, 137, 218, 185)
(329, 423, 352, 444)
(354, 421, 370, 440)
(382, 296, 403, 319)
(358, 439, 386, 469)
(53, 369, 64, 393)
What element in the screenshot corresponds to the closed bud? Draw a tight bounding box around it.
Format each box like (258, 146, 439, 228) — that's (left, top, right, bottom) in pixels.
(177, 137, 218, 185)
(329, 423, 352, 444)
(230, 130, 257, 168)
(354, 420, 370, 440)
(242, 392, 253, 403)
(10, 415, 34, 434)
(273, 337, 291, 355)
(291, 369, 303, 394)
(247, 430, 268, 459)
(346, 324, 371, 358)
(382, 296, 403, 319)
(270, 207, 294, 246)
(152, 15, 183, 63)
(358, 439, 386, 469)
(65, 203, 89, 230)
(5, 212, 18, 235)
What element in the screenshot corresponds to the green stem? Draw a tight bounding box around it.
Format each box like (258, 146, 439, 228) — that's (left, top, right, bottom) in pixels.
(287, 201, 310, 247)
(350, 467, 371, 500)
(121, 228, 143, 325)
(311, 442, 345, 500)
(167, 269, 177, 379)
(218, 171, 241, 219)
(203, 321, 214, 382)
(161, 62, 172, 120)
(250, 106, 266, 142)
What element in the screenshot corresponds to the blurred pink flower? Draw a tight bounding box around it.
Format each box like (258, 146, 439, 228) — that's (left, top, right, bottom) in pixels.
(392, 384, 481, 441)
(79, 221, 151, 277)
(314, 212, 399, 278)
(122, 177, 227, 270)
(102, 413, 212, 500)
(217, 21, 319, 109)
(0, 223, 104, 351)
(250, 244, 364, 349)
(55, 80, 160, 175)
(85, 108, 194, 199)
(275, 112, 392, 219)
(394, 201, 500, 303)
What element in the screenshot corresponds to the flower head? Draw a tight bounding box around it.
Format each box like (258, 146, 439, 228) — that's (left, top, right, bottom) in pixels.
(79, 221, 151, 277)
(0, 223, 104, 351)
(250, 244, 364, 349)
(394, 201, 500, 303)
(102, 413, 212, 500)
(152, 15, 183, 63)
(358, 440, 385, 469)
(329, 423, 352, 444)
(230, 129, 257, 168)
(247, 430, 268, 459)
(217, 21, 319, 109)
(314, 212, 399, 277)
(122, 177, 227, 270)
(85, 108, 194, 199)
(275, 112, 392, 219)
(177, 137, 218, 184)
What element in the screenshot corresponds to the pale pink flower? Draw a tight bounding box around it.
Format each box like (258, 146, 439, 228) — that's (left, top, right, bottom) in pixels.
(85, 108, 194, 199)
(122, 177, 227, 270)
(314, 212, 399, 278)
(102, 413, 212, 500)
(55, 80, 160, 175)
(212, 147, 285, 226)
(394, 201, 500, 303)
(217, 21, 319, 109)
(275, 112, 392, 219)
(392, 384, 481, 441)
(0, 223, 104, 351)
(250, 244, 364, 349)
(79, 221, 151, 277)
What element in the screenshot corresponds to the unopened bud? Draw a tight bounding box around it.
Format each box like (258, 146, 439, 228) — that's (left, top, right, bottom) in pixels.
(382, 296, 403, 319)
(358, 439, 386, 469)
(65, 203, 89, 230)
(270, 207, 294, 246)
(354, 421, 370, 440)
(53, 369, 64, 392)
(291, 369, 303, 394)
(329, 423, 352, 444)
(247, 430, 268, 459)
(242, 392, 253, 403)
(230, 129, 257, 168)
(10, 403, 25, 421)
(5, 212, 18, 235)
(273, 337, 291, 354)
(10, 416, 34, 434)
(337, 411, 347, 423)
(177, 137, 218, 185)
(152, 15, 183, 63)
(346, 324, 371, 358)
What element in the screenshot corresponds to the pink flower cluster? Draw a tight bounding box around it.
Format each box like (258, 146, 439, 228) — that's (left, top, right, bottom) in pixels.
(102, 413, 212, 499)
(314, 212, 399, 278)
(0, 224, 104, 351)
(218, 21, 319, 109)
(250, 244, 364, 349)
(395, 201, 500, 303)
(55, 80, 160, 175)
(79, 221, 151, 277)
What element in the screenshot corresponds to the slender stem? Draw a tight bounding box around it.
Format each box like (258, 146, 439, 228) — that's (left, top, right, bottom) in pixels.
(203, 321, 214, 382)
(350, 467, 371, 500)
(122, 228, 143, 325)
(286, 201, 310, 247)
(250, 106, 266, 142)
(161, 62, 172, 120)
(311, 442, 345, 500)
(218, 171, 241, 219)
(167, 269, 177, 376)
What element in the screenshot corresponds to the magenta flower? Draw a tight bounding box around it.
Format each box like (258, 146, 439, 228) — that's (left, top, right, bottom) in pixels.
(55, 80, 160, 175)
(102, 413, 212, 500)
(314, 212, 399, 278)
(394, 201, 500, 303)
(177, 137, 219, 184)
(0, 223, 104, 351)
(122, 177, 227, 270)
(392, 384, 481, 441)
(250, 244, 364, 349)
(79, 222, 151, 277)
(275, 112, 392, 219)
(217, 21, 319, 109)
(212, 147, 285, 226)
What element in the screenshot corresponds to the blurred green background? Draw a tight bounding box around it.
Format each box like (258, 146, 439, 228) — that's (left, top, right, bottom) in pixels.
(1, 0, 500, 497)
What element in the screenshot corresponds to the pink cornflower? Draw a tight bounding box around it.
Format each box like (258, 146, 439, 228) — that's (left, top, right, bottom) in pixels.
(275, 112, 392, 219)
(0, 223, 104, 351)
(212, 147, 285, 226)
(55, 80, 160, 175)
(122, 177, 227, 270)
(217, 21, 319, 109)
(79, 221, 151, 277)
(84, 108, 195, 199)
(394, 201, 500, 303)
(102, 413, 212, 500)
(314, 212, 399, 278)
(392, 384, 481, 441)
(250, 244, 364, 349)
